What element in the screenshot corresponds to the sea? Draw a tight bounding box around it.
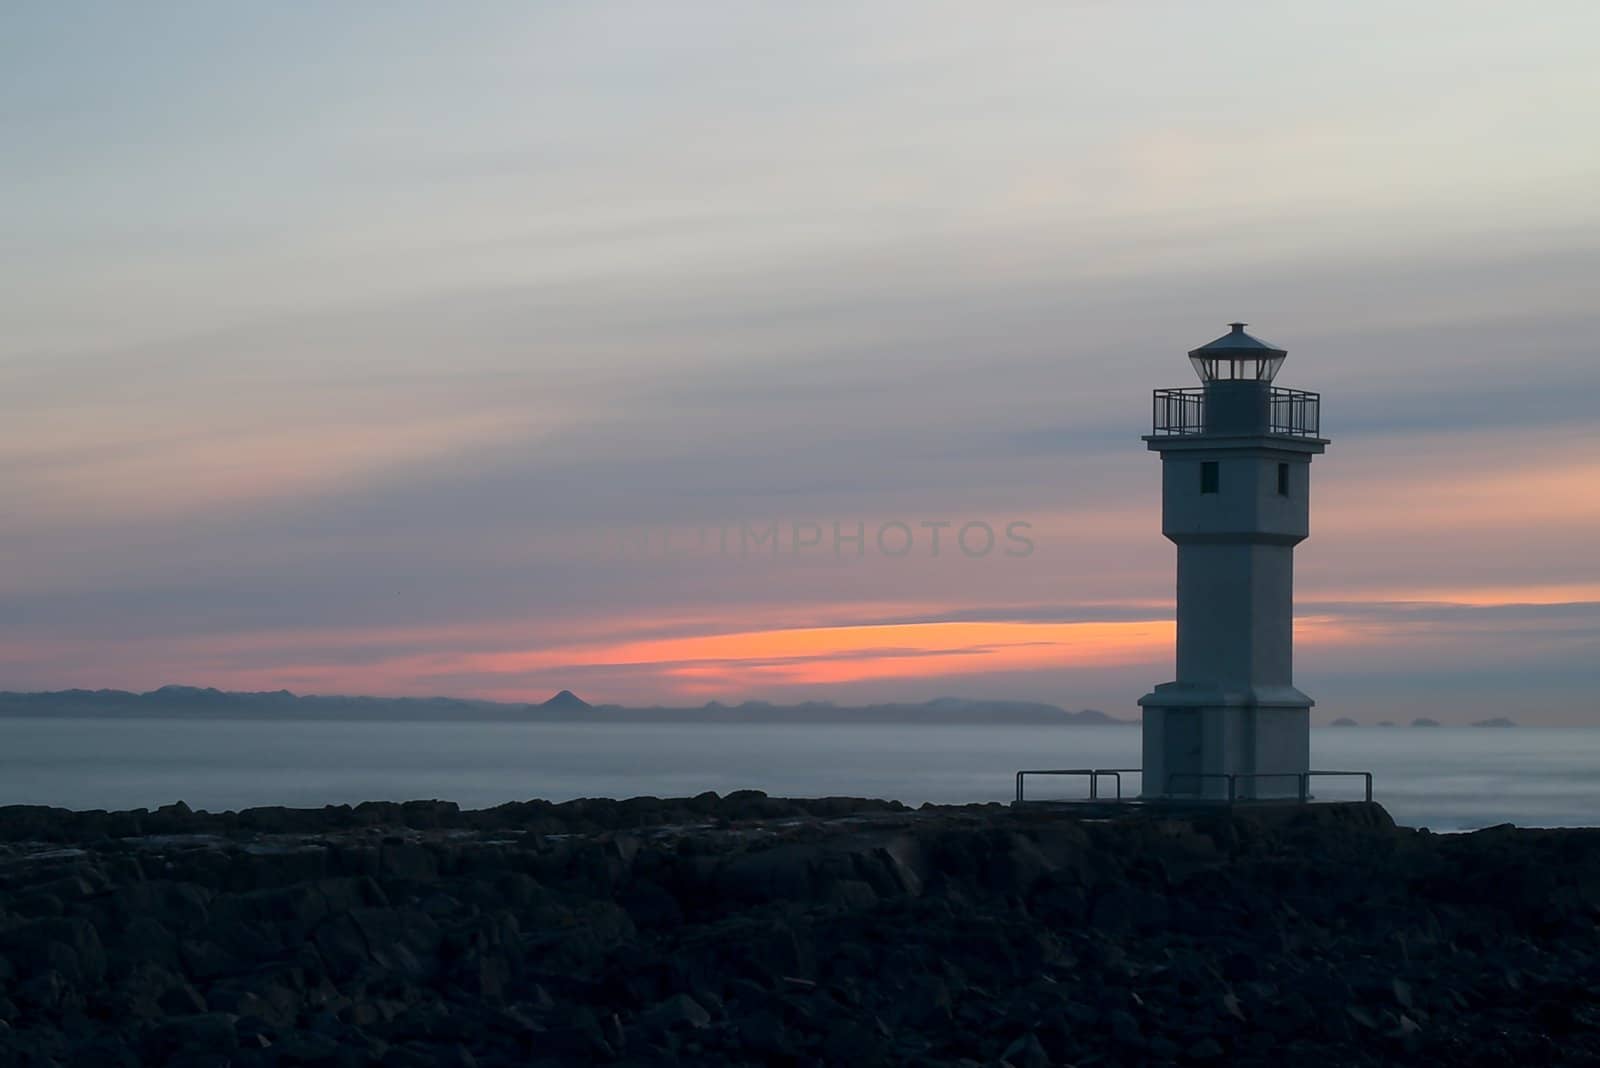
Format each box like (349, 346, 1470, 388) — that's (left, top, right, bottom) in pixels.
(1, 719, 1596, 833)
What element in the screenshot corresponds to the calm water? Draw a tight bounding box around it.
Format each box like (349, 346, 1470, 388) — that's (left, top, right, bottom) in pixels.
(1, 719, 1596, 832)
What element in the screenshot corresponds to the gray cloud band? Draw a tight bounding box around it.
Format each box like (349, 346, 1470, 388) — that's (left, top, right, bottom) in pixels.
(607, 520, 1036, 559)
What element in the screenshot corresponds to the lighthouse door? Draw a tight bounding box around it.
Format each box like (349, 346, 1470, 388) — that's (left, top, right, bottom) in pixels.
(1165, 709, 1203, 794)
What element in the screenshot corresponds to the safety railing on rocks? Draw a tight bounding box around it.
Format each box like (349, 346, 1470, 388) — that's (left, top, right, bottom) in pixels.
(1014, 768, 1141, 803)
(1014, 768, 1373, 804)
(1164, 770, 1376, 803)
(1305, 770, 1374, 803)
(1167, 771, 1305, 801)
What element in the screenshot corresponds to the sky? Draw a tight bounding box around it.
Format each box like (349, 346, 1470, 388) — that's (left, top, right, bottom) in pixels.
(2, 2, 1598, 723)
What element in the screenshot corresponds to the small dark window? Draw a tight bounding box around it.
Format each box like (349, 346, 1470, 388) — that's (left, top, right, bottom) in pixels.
(1277, 463, 1290, 497)
(1200, 461, 1219, 494)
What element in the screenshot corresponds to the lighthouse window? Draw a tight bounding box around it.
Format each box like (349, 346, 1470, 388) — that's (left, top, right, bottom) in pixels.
(1200, 461, 1219, 494)
(1277, 463, 1290, 496)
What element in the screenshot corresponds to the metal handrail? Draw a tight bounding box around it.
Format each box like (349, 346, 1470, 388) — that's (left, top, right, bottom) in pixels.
(1229, 772, 1307, 800)
(1151, 386, 1321, 437)
(1015, 769, 1097, 803)
(1094, 768, 1142, 801)
(1151, 389, 1206, 437)
(1166, 772, 1238, 800)
(1306, 769, 1374, 803)
(1268, 387, 1320, 437)
(1017, 768, 1374, 805)
(1015, 768, 1142, 803)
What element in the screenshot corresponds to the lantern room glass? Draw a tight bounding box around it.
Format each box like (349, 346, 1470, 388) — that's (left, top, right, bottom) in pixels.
(1189, 354, 1285, 383)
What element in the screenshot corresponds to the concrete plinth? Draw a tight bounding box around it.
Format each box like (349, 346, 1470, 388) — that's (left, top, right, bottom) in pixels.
(1139, 683, 1312, 800)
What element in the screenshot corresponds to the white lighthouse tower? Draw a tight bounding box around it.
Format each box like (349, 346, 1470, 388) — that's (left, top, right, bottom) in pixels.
(1139, 324, 1328, 799)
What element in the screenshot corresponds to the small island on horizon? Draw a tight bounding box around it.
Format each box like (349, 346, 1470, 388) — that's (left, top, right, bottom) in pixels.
(1325, 715, 1519, 728)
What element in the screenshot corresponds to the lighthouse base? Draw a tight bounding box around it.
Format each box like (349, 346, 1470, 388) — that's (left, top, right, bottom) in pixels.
(1138, 683, 1312, 800)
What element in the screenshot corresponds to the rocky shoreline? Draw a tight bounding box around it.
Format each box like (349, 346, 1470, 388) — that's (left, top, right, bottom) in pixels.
(2, 794, 1598, 1066)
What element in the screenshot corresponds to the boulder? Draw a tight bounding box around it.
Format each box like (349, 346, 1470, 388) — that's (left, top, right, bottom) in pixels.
(638, 993, 712, 1034)
(146, 1013, 239, 1057)
(0, 915, 106, 983)
(1001, 1032, 1051, 1068)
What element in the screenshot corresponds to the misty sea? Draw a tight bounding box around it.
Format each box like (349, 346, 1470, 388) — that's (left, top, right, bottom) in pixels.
(1, 719, 1596, 833)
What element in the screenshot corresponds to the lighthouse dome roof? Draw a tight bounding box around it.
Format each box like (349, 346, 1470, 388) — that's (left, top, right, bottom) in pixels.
(1187, 322, 1287, 360)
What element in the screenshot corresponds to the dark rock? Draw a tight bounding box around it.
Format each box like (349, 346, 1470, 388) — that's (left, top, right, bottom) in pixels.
(735, 1009, 794, 1058)
(1220, 951, 1258, 981)
(159, 981, 209, 1014)
(270, 1031, 342, 1063)
(1, 915, 106, 983)
(111, 915, 183, 970)
(352, 907, 441, 979)
(110, 880, 213, 928)
(13, 967, 72, 1012)
(540, 1007, 615, 1061)
(716, 843, 819, 902)
(1107, 1009, 1141, 1047)
(11, 891, 65, 917)
(1347, 1004, 1379, 1031)
(638, 993, 712, 1033)
(1148, 1035, 1182, 1058)
(1001, 1032, 1051, 1068)
(147, 1013, 239, 1056)
(1089, 887, 1170, 935)
(2, 795, 1600, 1066)
(617, 880, 684, 929)
(379, 842, 438, 883)
(206, 970, 302, 1025)
(180, 938, 248, 980)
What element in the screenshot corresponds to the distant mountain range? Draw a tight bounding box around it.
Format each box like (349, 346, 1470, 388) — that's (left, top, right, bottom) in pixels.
(0, 686, 1133, 725)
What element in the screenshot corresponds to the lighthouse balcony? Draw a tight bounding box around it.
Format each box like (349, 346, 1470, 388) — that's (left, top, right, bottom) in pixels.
(1151, 385, 1321, 438)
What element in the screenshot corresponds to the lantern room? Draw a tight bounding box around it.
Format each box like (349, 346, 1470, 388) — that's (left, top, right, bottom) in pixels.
(1188, 322, 1287, 383)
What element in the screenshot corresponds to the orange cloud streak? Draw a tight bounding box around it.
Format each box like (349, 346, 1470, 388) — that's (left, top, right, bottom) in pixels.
(446, 620, 1168, 677)
(5, 585, 1583, 701)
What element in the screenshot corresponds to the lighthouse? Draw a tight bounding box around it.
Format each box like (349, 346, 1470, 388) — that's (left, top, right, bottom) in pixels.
(1139, 324, 1328, 800)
